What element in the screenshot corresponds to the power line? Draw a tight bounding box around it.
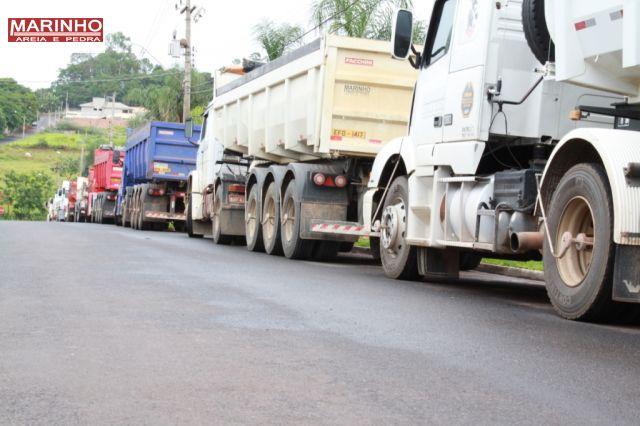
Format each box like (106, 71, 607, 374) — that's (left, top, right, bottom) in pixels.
(52, 71, 182, 85)
(290, 0, 361, 46)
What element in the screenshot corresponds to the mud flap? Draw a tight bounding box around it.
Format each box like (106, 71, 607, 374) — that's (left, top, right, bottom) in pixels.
(612, 245, 640, 303)
(417, 247, 460, 279)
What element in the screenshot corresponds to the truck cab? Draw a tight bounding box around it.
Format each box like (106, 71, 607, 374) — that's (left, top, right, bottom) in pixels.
(368, 0, 640, 321)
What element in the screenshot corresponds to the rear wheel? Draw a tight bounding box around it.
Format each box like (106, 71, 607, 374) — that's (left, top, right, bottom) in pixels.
(460, 252, 483, 271)
(543, 163, 622, 321)
(281, 181, 314, 259)
(245, 184, 264, 252)
(313, 241, 340, 261)
(380, 176, 419, 280)
(132, 190, 140, 230)
(262, 182, 283, 255)
(212, 185, 232, 245)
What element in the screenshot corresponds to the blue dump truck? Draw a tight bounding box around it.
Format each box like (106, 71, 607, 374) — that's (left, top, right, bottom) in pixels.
(116, 121, 201, 231)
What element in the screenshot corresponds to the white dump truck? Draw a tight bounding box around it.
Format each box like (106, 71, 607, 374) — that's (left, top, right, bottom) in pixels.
(186, 35, 417, 258)
(52, 180, 70, 222)
(307, 0, 640, 322)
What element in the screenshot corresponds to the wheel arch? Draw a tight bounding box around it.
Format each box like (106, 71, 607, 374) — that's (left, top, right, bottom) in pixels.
(541, 129, 640, 245)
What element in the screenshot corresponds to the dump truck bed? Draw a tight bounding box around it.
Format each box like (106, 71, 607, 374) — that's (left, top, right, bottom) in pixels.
(211, 35, 417, 162)
(124, 121, 201, 185)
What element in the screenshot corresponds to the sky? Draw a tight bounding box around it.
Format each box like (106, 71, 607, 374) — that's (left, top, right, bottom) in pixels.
(0, 0, 432, 91)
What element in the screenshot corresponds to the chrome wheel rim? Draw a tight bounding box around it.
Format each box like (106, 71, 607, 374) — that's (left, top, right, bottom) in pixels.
(262, 195, 276, 243)
(245, 193, 258, 242)
(556, 196, 595, 287)
(381, 197, 407, 258)
(283, 196, 295, 243)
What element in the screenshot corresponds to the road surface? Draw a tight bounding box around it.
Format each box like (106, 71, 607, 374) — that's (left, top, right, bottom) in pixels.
(1, 221, 639, 424)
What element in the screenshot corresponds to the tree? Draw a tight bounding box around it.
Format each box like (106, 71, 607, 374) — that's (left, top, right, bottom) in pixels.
(0, 79, 37, 133)
(253, 20, 305, 61)
(311, 0, 425, 43)
(40, 32, 213, 122)
(2, 171, 55, 220)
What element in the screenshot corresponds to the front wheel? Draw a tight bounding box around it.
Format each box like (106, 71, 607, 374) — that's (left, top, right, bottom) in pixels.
(543, 163, 621, 322)
(380, 176, 418, 280)
(186, 199, 203, 238)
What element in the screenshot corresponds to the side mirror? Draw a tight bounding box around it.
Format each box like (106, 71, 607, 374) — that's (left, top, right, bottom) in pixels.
(391, 9, 414, 60)
(112, 150, 121, 164)
(185, 117, 193, 139)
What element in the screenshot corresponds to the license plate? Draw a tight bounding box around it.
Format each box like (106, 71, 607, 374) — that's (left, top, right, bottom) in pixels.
(228, 193, 244, 204)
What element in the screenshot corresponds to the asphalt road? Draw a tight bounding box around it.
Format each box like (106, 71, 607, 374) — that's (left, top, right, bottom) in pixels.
(1, 222, 640, 424)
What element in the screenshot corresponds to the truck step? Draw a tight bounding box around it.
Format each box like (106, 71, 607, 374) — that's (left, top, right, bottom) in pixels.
(144, 211, 186, 221)
(311, 220, 379, 237)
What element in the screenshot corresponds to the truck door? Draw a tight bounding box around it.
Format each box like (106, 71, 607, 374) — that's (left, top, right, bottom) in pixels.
(409, 0, 458, 150)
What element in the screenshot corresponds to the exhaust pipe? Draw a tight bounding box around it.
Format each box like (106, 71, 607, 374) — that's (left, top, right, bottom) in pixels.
(510, 231, 543, 254)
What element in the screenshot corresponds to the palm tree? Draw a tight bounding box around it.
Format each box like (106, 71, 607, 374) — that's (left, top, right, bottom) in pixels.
(311, 0, 425, 43)
(253, 20, 305, 61)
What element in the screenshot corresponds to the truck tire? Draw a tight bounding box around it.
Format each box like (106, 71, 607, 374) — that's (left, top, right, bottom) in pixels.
(245, 184, 264, 252)
(380, 176, 419, 280)
(313, 241, 339, 261)
(186, 200, 203, 238)
(122, 199, 129, 228)
(522, 0, 555, 64)
(281, 181, 314, 259)
(460, 252, 483, 271)
(212, 185, 232, 244)
(370, 236, 381, 261)
(139, 192, 151, 231)
(543, 163, 620, 322)
(262, 182, 283, 255)
(132, 190, 139, 230)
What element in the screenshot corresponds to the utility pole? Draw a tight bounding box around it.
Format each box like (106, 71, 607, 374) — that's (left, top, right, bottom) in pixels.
(65, 91, 69, 118)
(108, 93, 116, 148)
(179, 0, 195, 123)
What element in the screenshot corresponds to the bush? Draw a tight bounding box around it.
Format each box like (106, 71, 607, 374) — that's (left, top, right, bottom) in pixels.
(1, 171, 55, 220)
(34, 138, 49, 148)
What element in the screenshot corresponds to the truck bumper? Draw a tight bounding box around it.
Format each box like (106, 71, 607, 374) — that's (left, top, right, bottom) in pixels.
(300, 202, 358, 242)
(143, 211, 187, 222)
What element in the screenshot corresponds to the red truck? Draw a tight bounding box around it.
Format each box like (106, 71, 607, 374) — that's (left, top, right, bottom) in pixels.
(89, 145, 125, 224)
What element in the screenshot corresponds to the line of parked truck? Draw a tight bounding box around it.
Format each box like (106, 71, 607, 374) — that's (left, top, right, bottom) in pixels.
(49, 0, 640, 322)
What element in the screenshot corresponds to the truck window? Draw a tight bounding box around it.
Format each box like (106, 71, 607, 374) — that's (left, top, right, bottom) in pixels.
(424, 0, 456, 66)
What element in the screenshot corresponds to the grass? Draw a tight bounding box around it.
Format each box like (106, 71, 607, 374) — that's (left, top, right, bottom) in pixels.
(355, 237, 370, 248)
(0, 128, 127, 196)
(482, 258, 543, 271)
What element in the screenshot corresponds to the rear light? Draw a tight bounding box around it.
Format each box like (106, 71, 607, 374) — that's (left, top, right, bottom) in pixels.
(313, 173, 348, 188)
(228, 184, 245, 193)
(313, 173, 326, 186)
(334, 175, 348, 188)
(106, 194, 116, 201)
(148, 188, 165, 196)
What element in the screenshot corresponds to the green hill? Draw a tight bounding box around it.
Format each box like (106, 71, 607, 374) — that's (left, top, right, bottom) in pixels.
(0, 127, 126, 219)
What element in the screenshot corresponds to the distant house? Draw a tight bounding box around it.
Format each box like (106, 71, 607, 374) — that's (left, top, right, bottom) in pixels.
(73, 97, 146, 120)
